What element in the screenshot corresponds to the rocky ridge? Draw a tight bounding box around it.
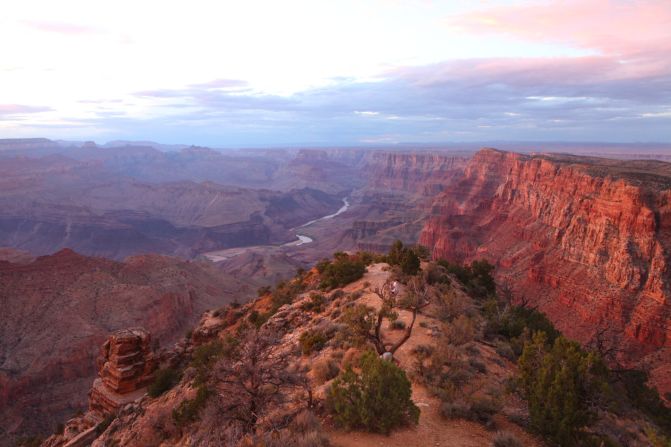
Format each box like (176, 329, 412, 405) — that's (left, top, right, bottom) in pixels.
(39, 260, 668, 447)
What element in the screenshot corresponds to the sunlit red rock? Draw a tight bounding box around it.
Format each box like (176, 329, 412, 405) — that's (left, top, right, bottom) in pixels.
(420, 148, 671, 397)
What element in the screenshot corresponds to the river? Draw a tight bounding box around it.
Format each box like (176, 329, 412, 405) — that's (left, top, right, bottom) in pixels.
(203, 197, 349, 261)
(282, 197, 350, 246)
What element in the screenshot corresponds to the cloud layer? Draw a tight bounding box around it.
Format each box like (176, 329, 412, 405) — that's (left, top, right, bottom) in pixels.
(1, 0, 670, 145)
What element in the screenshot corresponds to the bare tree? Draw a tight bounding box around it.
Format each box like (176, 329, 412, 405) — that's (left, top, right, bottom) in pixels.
(212, 327, 304, 433)
(347, 278, 431, 357)
(588, 326, 624, 369)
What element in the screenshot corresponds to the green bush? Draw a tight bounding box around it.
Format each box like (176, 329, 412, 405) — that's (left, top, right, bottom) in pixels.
(248, 309, 271, 328)
(437, 259, 496, 299)
(148, 367, 180, 397)
(400, 250, 420, 275)
(301, 293, 326, 313)
(518, 332, 609, 446)
(618, 370, 671, 435)
(327, 351, 420, 434)
(386, 240, 421, 275)
(271, 279, 305, 311)
(319, 253, 367, 290)
(173, 384, 211, 427)
(300, 329, 328, 355)
(497, 306, 560, 345)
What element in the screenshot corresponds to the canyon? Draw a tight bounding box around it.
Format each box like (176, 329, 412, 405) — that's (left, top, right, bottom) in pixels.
(2, 138, 671, 443)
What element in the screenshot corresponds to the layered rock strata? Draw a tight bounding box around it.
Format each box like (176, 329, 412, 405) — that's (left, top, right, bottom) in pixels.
(89, 329, 157, 415)
(420, 148, 671, 397)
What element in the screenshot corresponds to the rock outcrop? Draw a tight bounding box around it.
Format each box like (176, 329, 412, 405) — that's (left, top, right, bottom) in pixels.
(89, 329, 157, 416)
(420, 148, 671, 397)
(41, 329, 158, 447)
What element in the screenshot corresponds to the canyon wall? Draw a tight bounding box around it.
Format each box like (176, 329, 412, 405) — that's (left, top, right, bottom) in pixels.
(420, 148, 671, 397)
(365, 151, 470, 195)
(349, 151, 471, 251)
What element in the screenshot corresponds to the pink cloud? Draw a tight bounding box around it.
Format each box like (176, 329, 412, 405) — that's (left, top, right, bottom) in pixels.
(390, 55, 669, 95)
(23, 20, 102, 35)
(0, 104, 52, 115)
(449, 0, 671, 58)
(392, 0, 671, 96)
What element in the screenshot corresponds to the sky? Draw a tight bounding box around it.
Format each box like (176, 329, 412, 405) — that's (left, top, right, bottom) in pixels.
(1, 0, 670, 147)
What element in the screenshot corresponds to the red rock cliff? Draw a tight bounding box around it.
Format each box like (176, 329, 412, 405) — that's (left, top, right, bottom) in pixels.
(420, 148, 671, 396)
(366, 151, 470, 195)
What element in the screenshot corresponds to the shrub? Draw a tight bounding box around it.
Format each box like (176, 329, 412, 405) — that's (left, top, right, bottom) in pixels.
(492, 431, 523, 447)
(291, 410, 322, 434)
(445, 315, 476, 346)
(400, 250, 420, 275)
(173, 385, 211, 427)
(495, 341, 516, 361)
(390, 320, 406, 330)
(248, 310, 271, 328)
(518, 332, 609, 446)
(437, 259, 496, 299)
(645, 426, 671, 447)
(469, 396, 501, 424)
(330, 289, 346, 300)
(618, 370, 671, 435)
(318, 253, 367, 290)
(497, 306, 560, 345)
(440, 400, 471, 419)
(301, 293, 326, 313)
(312, 357, 340, 383)
(440, 396, 500, 426)
(386, 240, 421, 275)
(327, 351, 420, 434)
(341, 347, 365, 369)
(300, 330, 328, 355)
(148, 367, 181, 397)
(470, 359, 487, 374)
(437, 289, 467, 322)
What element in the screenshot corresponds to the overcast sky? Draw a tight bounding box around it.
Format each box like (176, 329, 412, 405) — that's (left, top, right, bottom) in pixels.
(1, 0, 670, 146)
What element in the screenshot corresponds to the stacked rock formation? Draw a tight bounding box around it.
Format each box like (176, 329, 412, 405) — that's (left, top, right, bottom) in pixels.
(89, 328, 157, 415)
(40, 329, 158, 447)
